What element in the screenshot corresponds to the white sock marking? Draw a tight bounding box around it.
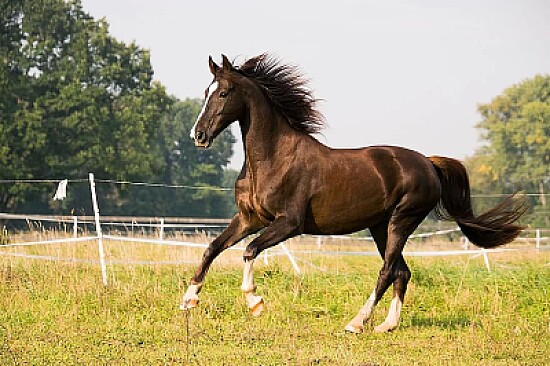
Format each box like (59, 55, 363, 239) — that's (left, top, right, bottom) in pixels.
(241, 259, 256, 293)
(383, 296, 403, 326)
(359, 290, 377, 319)
(180, 283, 201, 309)
(241, 259, 264, 310)
(345, 289, 377, 332)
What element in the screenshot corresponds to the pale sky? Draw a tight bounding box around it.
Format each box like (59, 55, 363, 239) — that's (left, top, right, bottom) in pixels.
(82, 0, 550, 170)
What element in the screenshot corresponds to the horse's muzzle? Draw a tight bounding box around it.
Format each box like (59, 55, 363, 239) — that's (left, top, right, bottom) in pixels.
(194, 130, 211, 148)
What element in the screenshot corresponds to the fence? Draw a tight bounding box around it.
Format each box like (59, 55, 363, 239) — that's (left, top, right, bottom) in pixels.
(1, 173, 549, 285)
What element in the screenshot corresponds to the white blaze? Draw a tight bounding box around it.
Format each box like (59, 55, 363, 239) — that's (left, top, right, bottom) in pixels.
(190, 81, 219, 139)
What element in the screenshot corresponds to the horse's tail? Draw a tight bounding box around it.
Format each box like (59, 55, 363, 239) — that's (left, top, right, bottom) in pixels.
(429, 156, 527, 248)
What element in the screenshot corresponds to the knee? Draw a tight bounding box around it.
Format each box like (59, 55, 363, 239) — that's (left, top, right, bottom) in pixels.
(201, 247, 213, 259)
(397, 268, 411, 283)
(378, 268, 397, 284)
(202, 244, 223, 260)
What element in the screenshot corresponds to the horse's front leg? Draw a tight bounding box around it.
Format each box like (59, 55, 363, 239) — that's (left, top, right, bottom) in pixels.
(241, 215, 302, 316)
(241, 259, 264, 316)
(180, 214, 262, 310)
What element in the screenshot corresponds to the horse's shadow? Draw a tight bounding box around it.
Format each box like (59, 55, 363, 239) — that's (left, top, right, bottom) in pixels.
(406, 314, 472, 330)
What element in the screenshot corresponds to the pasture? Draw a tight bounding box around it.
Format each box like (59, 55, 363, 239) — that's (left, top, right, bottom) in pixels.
(0, 235, 549, 365)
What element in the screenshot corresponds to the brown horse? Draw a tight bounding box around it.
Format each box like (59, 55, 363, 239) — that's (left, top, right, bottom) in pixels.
(180, 54, 526, 333)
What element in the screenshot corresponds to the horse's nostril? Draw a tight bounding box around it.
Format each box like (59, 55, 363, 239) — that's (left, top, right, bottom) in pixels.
(196, 131, 205, 142)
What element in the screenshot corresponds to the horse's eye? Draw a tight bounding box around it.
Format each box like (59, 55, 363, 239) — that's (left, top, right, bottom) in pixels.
(219, 91, 228, 98)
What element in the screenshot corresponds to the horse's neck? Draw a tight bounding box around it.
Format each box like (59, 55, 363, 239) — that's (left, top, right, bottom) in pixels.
(239, 98, 301, 172)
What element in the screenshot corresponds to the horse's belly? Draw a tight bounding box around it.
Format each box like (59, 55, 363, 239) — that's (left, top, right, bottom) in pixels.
(303, 195, 387, 235)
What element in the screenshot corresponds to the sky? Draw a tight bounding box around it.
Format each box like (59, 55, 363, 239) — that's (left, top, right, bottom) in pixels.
(82, 0, 550, 170)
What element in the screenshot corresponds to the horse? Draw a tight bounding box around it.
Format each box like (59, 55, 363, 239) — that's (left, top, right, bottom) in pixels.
(180, 54, 526, 333)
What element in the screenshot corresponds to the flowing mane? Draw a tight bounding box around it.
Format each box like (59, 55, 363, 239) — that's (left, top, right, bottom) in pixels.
(237, 54, 325, 135)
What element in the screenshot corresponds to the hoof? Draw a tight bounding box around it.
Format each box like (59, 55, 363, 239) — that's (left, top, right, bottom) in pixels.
(179, 297, 199, 311)
(249, 298, 265, 317)
(344, 323, 364, 334)
(374, 322, 398, 333)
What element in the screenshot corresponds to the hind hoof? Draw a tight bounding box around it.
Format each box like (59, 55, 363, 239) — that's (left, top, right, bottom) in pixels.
(249, 298, 264, 317)
(374, 321, 398, 333)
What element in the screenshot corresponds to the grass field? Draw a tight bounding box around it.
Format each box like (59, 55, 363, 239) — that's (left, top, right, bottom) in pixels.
(0, 237, 549, 365)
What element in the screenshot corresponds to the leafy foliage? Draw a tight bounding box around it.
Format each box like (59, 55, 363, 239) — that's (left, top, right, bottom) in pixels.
(0, 0, 236, 218)
(465, 75, 550, 226)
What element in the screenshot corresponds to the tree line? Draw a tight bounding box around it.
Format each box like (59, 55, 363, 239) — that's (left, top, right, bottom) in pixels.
(1, 0, 548, 226)
(1, 0, 236, 218)
(465, 75, 550, 227)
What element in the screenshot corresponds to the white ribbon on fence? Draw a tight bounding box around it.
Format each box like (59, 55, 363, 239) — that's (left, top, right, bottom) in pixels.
(53, 179, 68, 200)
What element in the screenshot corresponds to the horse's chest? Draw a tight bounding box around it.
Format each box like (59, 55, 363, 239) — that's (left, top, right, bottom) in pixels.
(236, 180, 277, 225)
(249, 191, 276, 224)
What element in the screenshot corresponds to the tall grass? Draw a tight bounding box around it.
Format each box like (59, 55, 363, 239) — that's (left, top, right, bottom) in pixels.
(0, 236, 548, 365)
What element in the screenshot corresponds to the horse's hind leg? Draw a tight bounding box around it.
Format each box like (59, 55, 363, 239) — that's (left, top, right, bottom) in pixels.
(371, 210, 424, 332)
(374, 255, 410, 332)
(345, 212, 422, 334)
(344, 220, 389, 333)
(368, 223, 412, 332)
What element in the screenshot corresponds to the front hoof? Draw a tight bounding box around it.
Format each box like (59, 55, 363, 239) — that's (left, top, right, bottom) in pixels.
(179, 297, 199, 311)
(249, 298, 265, 317)
(344, 323, 364, 334)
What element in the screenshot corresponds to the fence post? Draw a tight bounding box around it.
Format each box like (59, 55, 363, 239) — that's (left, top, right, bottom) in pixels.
(263, 248, 269, 265)
(159, 218, 165, 240)
(481, 249, 491, 272)
(89, 173, 108, 286)
(73, 216, 78, 238)
(536, 229, 541, 252)
(462, 236, 469, 250)
(281, 243, 301, 274)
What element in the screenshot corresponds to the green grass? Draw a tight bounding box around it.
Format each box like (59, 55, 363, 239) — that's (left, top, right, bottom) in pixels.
(0, 245, 549, 365)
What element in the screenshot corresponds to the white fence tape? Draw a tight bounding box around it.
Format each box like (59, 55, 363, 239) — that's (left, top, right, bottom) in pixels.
(0, 251, 200, 265)
(0, 251, 99, 263)
(0, 236, 98, 248)
(1, 174, 549, 281)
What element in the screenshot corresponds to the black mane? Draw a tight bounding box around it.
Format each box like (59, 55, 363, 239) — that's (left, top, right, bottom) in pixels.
(237, 54, 325, 135)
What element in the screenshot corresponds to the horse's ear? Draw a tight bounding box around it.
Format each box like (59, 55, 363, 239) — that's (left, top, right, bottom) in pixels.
(209, 56, 219, 75)
(221, 54, 233, 72)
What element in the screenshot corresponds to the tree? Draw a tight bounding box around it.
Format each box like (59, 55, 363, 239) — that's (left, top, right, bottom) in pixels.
(0, 0, 173, 214)
(153, 99, 236, 218)
(0, 0, 237, 219)
(466, 75, 550, 226)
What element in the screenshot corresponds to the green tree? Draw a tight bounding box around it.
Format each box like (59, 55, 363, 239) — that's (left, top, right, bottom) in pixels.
(466, 75, 550, 226)
(0, 0, 47, 210)
(0, 0, 172, 214)
(154, 99, 236, 218)
(1, 0, 237, 219)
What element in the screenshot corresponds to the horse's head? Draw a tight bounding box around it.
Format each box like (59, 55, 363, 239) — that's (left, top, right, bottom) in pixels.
(190, 55, 246, 148)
